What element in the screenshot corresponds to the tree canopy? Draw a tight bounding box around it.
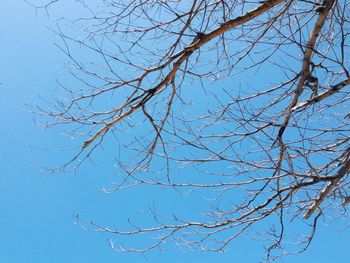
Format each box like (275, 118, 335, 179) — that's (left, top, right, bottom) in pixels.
(39, 0, 350, 261)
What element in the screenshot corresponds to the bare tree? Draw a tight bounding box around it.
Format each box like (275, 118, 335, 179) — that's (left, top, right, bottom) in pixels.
(38, 0, 350, 261)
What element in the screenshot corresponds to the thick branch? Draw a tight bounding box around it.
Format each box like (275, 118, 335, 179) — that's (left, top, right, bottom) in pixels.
(276, 0, 335, 141)
(291, 78, 350, 112)
(304, 155, 350, 219)
(82, 0, 285, 149)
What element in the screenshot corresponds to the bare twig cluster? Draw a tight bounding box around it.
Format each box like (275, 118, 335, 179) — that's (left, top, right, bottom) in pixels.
(39, 0, 350, 260)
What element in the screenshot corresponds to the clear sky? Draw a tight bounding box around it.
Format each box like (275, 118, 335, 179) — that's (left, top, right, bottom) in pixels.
(0, 1, 349, 262)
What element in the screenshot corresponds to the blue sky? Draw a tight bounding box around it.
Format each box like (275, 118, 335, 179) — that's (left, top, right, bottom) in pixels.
(0, 1, 349, 262)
